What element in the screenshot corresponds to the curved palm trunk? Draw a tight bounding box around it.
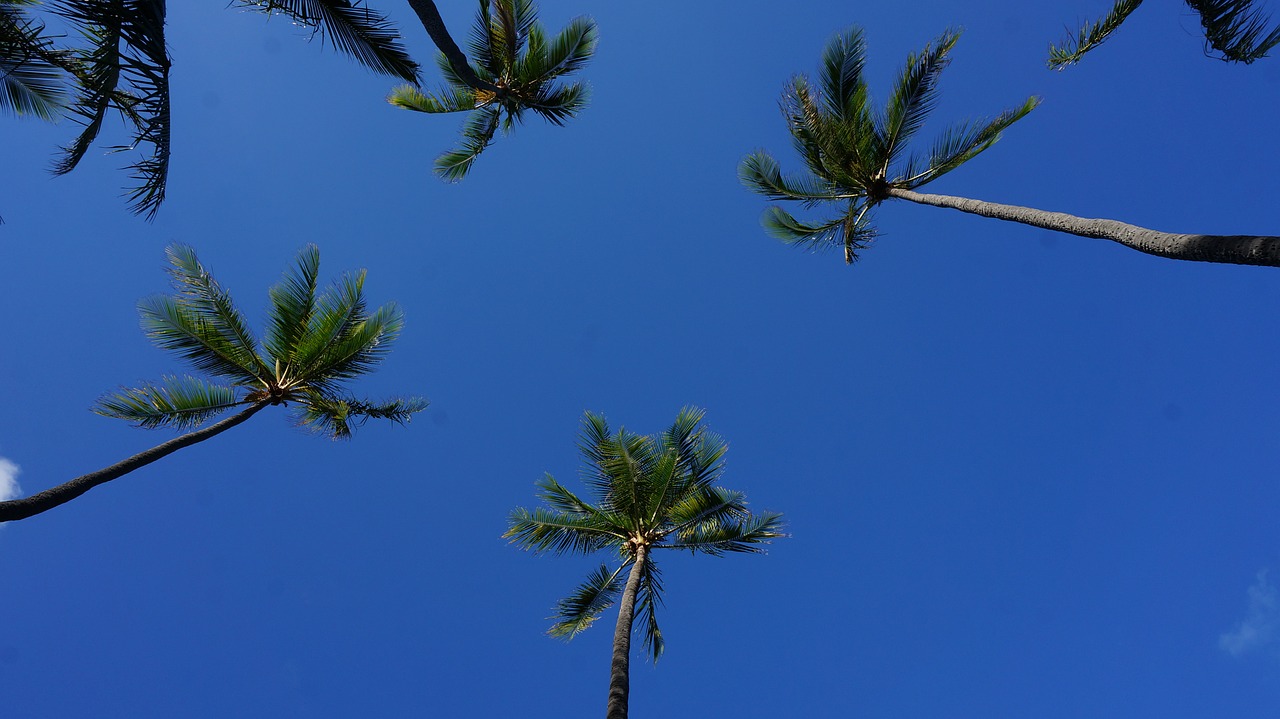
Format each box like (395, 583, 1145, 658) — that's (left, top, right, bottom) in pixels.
(404, 0, 499, 93)
(606, 544, 647, 719)
(0, 401, 268, 523)
(887, 188, 1280, 267)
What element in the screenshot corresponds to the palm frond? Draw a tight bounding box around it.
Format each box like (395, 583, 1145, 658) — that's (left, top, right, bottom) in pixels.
(898, 95, 1039, 188)
(1188, 0, 1280, 62)
(434, 105, 499, 181)
(548, 563, 626, 639)
(505, 506, 626, 554)
(0, 5, 69, 119)
(536, 474, 603, 517)
(287, 268, 367, 377)
(233, 0, 419, 82)
(294, 391, 427, 438)
(525, 81, 587, 125)
(661, 512, 786, 556)
(664, 486, 749, 539)
(739, 151, 843, 204)
(1047, 0, 1144, 69)
(518, 15, 596, 82)
(387, 83, 477, 113)
(52, 0, 171, 219)
(94, 375, 243, 429)
(297, 301, 404, 392)
(879, 27, 959, 171)
(157, 244, 268, 378)
(263, 244, 320, 367)
(818, 26, 866, 120)
(636, 558, 665, 661)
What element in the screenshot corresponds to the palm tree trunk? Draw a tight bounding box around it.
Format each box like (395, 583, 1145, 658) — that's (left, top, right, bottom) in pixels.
(886, 187, 1280, 267)
(404, 0, 499, 93)
(0, 401, 269, 523)
(606, 544, 648, 719)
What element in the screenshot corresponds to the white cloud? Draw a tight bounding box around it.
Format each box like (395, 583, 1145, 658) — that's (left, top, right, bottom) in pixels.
(0, 457, 19, 503)
(1220, 570, 1280, 657)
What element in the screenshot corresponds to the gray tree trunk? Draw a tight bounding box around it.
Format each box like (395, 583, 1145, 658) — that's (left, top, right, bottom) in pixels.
(404, 0, 499, 93)
(886, 188, 1280, 267)
(0, 401, 269, 522)
(606, 544, 648, 719)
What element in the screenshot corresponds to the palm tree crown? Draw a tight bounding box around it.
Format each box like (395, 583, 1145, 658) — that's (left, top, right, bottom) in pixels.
(506, 408, 782, 718)
(389, 0, 597, 181)
(740, 26, 1039, 264)
(97, 243, 426, 438)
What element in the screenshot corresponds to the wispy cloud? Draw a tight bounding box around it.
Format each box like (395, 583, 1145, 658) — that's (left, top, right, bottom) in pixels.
(0, 457, 20, 503)
(1220, 570, 1280, 657)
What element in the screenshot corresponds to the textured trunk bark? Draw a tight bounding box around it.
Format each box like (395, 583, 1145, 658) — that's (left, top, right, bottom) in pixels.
(887, 188, 1280, 267)
(0, 401, 269, 522)
(605, 544, 647, 719)
(404, 0, 499, 93)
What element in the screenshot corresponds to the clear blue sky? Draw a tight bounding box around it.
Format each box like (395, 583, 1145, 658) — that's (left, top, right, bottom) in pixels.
(4, 1, 1280, 716)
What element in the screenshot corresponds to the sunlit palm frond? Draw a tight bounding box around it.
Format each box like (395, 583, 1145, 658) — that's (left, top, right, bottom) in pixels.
(664, 487, 749, 538)
(662, 512, 786, 556)
(94, 375, 243, 429)
(1047, 0, 1144, 69)
(387, 83, 477, 113)
(759, 207, 850, 252)
(519, 15, 596, 82)
(234, 0, 419, 82)
(536, 474, 604, 517)
(548, 563, 626, 639)
(506, 506, 626, 554)
(163, 245, 268, 375)
(263, 245, 321, 367)
(1188, 0, 1280, 62)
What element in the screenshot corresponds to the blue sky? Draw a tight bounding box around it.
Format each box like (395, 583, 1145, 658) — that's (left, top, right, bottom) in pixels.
(3, 1, 1280, 716)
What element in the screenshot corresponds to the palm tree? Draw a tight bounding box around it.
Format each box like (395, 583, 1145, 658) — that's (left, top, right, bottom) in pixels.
(1048, 0, 1280, 69)
(388, 0, 597, 180)
(506, 408, 783, 719)
(740, 26, 1280, 267)
(0, 244, 426, 523)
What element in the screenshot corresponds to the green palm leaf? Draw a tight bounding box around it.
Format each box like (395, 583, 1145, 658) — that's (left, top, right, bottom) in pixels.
(663, 512, 786, 556)
(898, 95, 1040, 188)
(387, 83, 477, 114)
(433, 105, 500, 181)
(506, 506, 626, 554)
(879, 28, 959, 171)
(549, 563, 626, 639)
(525, 82, 587, 125)
(233, 0, 419, 82)
(818, 26, 866, 120)
(1048, 0, 1143, 69)
(0, 4, 69, 119)
(263, 244, 321, 367)
(94, 375, 243, 429)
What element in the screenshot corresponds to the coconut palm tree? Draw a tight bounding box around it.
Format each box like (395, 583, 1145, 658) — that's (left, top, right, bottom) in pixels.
(740, 26, 1280, 267)
(1048, 0, 1280, 69)
(506, 408, 783, 719)
(0, 244, 426, 523)
(388, 0, 597, 180)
